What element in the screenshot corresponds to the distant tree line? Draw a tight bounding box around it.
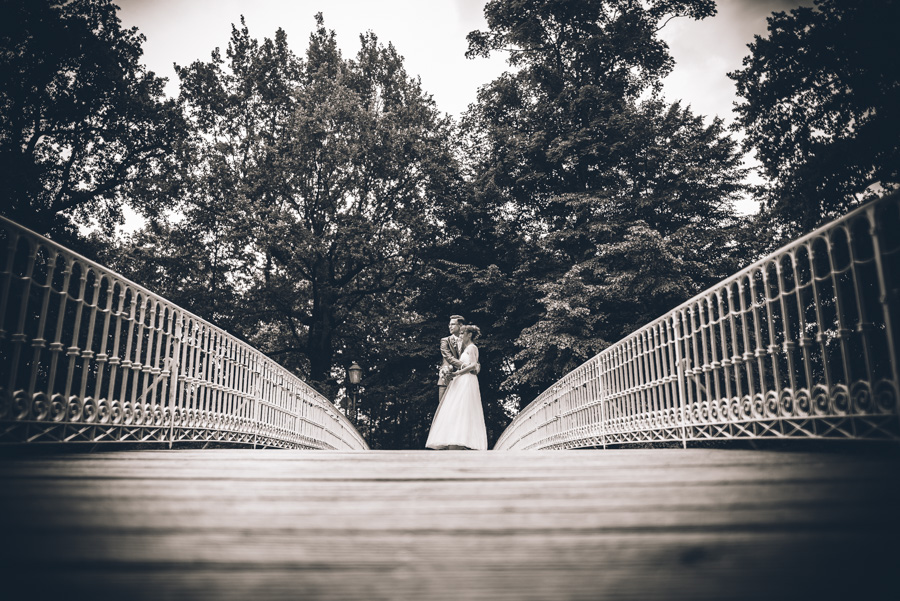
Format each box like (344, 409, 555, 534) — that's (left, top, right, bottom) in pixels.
(2, 0, 897, 448)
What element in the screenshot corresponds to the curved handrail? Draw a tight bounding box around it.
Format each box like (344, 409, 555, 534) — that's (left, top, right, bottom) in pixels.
(495, 194, 900, 450)
(0, 216, 368, 450)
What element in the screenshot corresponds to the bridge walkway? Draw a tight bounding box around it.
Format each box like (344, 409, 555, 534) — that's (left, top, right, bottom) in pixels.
(1, 448, 898, 600)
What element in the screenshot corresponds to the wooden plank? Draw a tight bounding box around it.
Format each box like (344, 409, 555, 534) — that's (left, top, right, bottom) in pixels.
(1, 448, 898, 600)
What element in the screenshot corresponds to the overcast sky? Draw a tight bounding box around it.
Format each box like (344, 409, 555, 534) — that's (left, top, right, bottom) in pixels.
(117, 0, 809, 121)
(114, 0, 810, 214)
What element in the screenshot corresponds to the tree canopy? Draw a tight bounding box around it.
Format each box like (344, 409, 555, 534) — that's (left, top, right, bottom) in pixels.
(463, 0, 717, 204)
(459, 0, 747, 401)
(729, 0, 900, 234)
(0, 0, 180, 242)
(6, 0, 870, 449)
(117, 15, 466, 438)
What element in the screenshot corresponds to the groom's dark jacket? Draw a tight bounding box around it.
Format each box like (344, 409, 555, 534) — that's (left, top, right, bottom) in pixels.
(438, 335, 463, 386)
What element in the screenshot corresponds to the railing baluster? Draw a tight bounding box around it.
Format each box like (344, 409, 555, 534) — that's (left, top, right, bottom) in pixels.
(496, 194, 900, 450)
(776, 256, 798, 405)
(0, 216, 366, 449)
(718, 291, 733, 402)
(7, 238, 35, 397)
(674, 312, 688, 448)
(827, 229, 855, 391)
(726, 284, 743, 402)
(845, 215, 877, 397)
(78, 270, 100, 404)
(790, 249, 815, 405)
(27, 248, 57, 399)
(0, 231, 20, 341)
(868, 204, 900, 428)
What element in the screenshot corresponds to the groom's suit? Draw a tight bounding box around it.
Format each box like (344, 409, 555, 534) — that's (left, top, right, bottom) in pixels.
(438, 335, 463, 402)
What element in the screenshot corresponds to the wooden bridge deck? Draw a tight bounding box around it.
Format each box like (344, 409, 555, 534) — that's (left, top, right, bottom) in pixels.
(1, 447, 898, 600)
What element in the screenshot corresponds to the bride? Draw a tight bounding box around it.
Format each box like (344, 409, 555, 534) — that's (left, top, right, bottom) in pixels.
(426, 325, 488, 450)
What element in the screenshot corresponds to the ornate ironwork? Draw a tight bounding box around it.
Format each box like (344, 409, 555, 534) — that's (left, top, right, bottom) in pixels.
(495, 194, 900, 450)
(0, 217, 368, 450)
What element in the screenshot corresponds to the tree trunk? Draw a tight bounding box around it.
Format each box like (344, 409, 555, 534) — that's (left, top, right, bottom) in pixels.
(308, 277, 336, 385)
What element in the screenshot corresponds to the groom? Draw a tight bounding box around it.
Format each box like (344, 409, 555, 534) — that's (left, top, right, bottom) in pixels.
(437, 315, 478, 403)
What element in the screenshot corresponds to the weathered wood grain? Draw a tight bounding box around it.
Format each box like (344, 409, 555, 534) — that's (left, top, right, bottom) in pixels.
(1, 448, 898, 600)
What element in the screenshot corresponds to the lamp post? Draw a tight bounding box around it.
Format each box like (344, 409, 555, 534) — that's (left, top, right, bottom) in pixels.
(347, 361, 362, 424)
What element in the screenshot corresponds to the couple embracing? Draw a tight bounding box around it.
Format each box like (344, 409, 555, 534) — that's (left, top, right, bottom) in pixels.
(426, 315, 488, 450)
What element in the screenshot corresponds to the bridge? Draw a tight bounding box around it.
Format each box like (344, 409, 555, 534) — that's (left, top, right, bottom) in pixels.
(1, 194, 899, 600)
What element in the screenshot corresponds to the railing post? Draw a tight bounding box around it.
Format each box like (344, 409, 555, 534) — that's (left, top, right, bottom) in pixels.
(168, 312, 182, 449)
(673, 313, 689, 449)
(253, 360, 262, 449)
(598, 358, 607, 450)
(867, 203, 900, 429)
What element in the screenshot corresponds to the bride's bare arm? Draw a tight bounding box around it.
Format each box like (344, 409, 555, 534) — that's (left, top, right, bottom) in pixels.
(452, 346, 480, 376)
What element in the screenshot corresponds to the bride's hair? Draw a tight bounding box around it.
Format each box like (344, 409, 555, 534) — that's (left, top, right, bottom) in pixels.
(461, 324, 481, 340)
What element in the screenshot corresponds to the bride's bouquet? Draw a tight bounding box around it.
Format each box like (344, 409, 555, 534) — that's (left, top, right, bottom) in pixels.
(439, 365, 455, 381)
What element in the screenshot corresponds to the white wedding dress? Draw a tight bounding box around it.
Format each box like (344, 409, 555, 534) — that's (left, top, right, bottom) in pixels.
(426, 344, 488, 450)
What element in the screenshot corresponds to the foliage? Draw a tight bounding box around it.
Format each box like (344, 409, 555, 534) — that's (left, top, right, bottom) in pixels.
(729, 0, 900, 234)
(4, 1, 787, 449)
(467, 0, 716, 92)
(461, 0, 747, 402)
(0, 0, 180, 241)
(463, 0, 717, 210)
(118, 15, 467, 441)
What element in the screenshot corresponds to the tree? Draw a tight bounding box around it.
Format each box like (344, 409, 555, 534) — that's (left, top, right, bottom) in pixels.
(463, 0, 717, 212)
(729, 0, 900, 234)
(0, 0, 180, 240)
(461, 0, 747, 402)
(504, 101, 748, 396)
(135, 15, 464, 402)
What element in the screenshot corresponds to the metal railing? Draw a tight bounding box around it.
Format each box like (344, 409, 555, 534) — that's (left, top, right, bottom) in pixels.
(495, 193, 900, 450)
(0, 216, 368, 450)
